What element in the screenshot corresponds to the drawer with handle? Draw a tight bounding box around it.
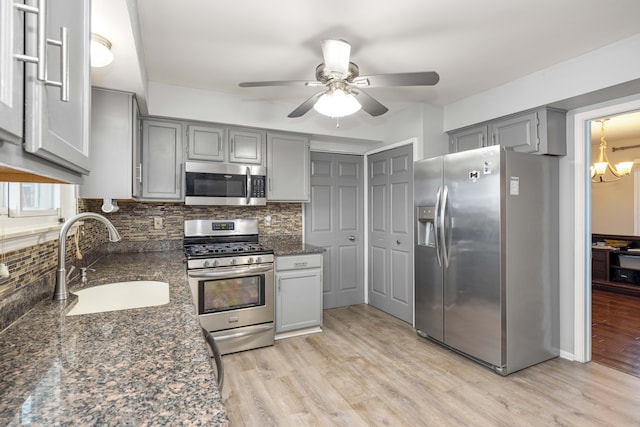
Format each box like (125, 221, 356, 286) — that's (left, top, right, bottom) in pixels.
(276, 254, 322, 271)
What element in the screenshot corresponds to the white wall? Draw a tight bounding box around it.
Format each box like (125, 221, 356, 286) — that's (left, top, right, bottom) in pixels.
(148, 81, 396, 143)
(444, 33, 640, 131)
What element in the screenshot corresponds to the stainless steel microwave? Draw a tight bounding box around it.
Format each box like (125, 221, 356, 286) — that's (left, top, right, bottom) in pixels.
(184, 162, 266, 206)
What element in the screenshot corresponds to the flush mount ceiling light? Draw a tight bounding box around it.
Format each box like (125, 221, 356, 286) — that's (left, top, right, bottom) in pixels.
(591, 118, 634, 183)
(90, 33, 114, 68)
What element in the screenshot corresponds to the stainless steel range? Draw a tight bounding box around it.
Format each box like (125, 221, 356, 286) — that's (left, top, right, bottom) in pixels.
(184, 219, 274, 355)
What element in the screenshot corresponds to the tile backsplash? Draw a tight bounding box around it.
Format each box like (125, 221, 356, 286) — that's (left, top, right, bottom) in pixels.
(0, 200, 302, 331)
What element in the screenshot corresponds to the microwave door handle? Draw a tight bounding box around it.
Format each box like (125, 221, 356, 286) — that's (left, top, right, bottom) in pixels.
(246, 167, 251, 205)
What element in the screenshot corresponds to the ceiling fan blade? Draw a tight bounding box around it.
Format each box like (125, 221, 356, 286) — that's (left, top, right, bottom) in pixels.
(351, 89, 389, 117)
(321, 39, 351, 77)
(353, 71, 440, 87)
(288, 92, 324, 118)
(239, 80, 322, 88)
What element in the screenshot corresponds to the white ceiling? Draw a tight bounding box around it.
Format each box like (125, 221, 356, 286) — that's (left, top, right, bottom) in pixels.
(92, 0, 640, 123)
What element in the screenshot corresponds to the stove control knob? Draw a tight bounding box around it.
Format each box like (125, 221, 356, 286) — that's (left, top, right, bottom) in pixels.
(203, 260, 210, 267)
(231, 258, 238, 266)
(256, 256, 262, 263)
(247, 257, 254, 264)
(212, 260, 219, 267)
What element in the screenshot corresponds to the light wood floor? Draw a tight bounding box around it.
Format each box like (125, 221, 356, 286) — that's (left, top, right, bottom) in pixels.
(221, 304, 640, 426)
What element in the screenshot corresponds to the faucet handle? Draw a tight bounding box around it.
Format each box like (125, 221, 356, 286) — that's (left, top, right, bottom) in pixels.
(65, 265, 76, 280)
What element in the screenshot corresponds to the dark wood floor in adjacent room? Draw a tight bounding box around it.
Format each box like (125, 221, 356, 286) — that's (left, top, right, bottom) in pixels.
(592, 288, 640, 377)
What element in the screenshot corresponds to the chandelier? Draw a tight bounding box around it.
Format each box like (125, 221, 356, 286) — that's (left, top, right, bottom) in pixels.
(590, 119, 633, 183)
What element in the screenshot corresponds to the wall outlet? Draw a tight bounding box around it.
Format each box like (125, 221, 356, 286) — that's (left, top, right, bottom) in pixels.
(153, 217, 163, 230)
(264, 215, 272, 227)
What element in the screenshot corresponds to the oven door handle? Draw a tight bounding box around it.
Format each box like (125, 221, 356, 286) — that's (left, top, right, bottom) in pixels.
(212, 324, 273, 341)
(188, 265, 273, 278)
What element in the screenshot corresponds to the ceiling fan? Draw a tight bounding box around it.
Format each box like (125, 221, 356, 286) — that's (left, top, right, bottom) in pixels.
(239, 39, 440, 118)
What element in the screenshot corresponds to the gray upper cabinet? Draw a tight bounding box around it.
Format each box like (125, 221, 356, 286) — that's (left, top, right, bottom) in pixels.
(0, 0, 89, 183)
(186, 124, 226, 162)
(267, 132, 310, 202)
(141, 119, 184, 201)
(23, 0, 91, 174)
(229, 128, 265, 165)
(80, 88, 139, 200)
(489, 108, 566, 155)
(0, 0, 24, 143)
(449, 107, 566, 156)
(449, 125, 488, 153)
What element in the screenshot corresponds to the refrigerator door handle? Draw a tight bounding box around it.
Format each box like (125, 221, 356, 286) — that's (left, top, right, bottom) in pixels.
(441, 185, 450, 268)
(434, 186, 443, 267)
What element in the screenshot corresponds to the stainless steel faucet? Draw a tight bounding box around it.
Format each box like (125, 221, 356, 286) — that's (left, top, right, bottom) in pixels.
(54, 213, 122, 301)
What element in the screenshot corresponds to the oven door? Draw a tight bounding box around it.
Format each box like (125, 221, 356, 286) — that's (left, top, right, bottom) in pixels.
(187, 264, 274, 332)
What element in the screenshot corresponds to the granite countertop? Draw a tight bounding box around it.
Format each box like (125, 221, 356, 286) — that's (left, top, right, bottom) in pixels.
(262, 239, 325, 257)
(0, 251, 228, 426)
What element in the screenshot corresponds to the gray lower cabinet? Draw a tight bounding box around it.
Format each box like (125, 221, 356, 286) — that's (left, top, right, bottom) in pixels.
(0, 0, 91, 183)
(80, 88, 139, 199)
(449, 107, 566, 155)
(229, 128, 265, 165)
(141, 119, 184, 200)
(275, 254, 323, 334)
(267, 132, 310, 202)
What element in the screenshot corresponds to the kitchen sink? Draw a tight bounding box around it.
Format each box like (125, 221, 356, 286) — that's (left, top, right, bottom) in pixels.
(66, 281, 170, 316)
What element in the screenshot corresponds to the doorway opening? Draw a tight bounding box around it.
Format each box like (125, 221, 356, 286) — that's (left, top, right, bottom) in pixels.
(589, 110, 640, 377)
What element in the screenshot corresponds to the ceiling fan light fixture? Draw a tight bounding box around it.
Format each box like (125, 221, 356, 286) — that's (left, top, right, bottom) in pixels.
(313, 88, 361, 118)
(90, 33, 114, 68)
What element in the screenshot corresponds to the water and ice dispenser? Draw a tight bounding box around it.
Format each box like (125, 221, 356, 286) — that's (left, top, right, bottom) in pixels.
(417, 206, 436, 247)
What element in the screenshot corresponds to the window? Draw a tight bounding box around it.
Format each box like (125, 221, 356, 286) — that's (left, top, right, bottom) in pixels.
(0, 183, 7, 215)
(8, 183, 60, 217)
(0, 183, 77, 252)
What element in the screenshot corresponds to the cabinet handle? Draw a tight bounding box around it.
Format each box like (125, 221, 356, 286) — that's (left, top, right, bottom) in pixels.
(44, 26, 69, 102)
(14, 0, 47, 81)
(136, 163, 142, 183)
(348, 235, 355, 241)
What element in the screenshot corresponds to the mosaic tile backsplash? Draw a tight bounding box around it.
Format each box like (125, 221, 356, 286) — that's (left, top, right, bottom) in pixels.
(0, 200, 302, 331)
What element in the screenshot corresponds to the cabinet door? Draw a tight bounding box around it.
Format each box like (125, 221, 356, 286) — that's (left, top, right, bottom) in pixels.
(187, 125, 226, 162)
(23, 0, 91, 174)
(141, 120, 183, 200)
(449, 125, 488, 153)
(489, 111, 538, 153)
(267, 132, 310, 202)
(0, 0, 24, 142)
(229, 128, 264, 165)
(276, 268, 322, 333)
(80, 89, 136, 199)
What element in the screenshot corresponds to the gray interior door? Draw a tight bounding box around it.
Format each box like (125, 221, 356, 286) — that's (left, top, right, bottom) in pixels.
(305, 152, 364, 309)
(368, 145, 414, 324)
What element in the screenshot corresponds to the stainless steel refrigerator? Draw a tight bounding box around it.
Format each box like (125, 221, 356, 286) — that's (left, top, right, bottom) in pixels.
(414, 145, 559, 375)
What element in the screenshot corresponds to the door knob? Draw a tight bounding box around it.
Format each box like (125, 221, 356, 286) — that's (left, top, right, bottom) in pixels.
(396, 240, 401, 245)
(348, 235, 356, 241)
